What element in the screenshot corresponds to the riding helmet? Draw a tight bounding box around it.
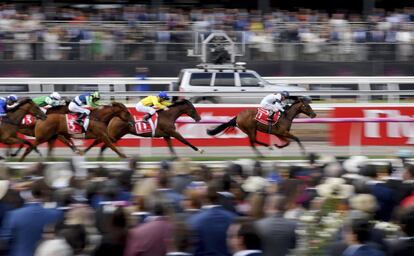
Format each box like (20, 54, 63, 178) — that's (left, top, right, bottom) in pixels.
(158, 91, 169, 100)
(281, 91, 290, 98)
(50, 92, 61, 100)
(7, 95, 18, 102)
(92, 91, 101, 99)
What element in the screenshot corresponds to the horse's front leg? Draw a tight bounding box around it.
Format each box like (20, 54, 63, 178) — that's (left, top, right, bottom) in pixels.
(166, 129, 203, 154)
(281, 132, 305, 155)
(163, 136, 177, 159)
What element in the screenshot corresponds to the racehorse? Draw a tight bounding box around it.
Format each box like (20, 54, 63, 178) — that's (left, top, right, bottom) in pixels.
(8, 103, 70, 157)
(0, 98, 47, 159)
(207, 97, 316, 157)
(18, 102, 134, 161)
(83, 99, 203, 158)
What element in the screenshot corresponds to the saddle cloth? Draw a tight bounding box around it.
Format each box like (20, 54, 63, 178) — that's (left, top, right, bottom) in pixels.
(21, 114, 36, 125)
(135, 113, 158, 137)
(66, 114, 89, 134)
(255, 108, 280, 126)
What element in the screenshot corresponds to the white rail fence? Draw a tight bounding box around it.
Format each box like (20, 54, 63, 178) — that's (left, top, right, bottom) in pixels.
(0, 76, 413, 102)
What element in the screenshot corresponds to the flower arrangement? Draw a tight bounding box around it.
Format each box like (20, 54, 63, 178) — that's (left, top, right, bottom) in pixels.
(294, 178, 354, 255)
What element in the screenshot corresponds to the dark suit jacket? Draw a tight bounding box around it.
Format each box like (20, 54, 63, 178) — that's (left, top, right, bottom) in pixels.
(387, 237, 414, 256)
(188, 206, 236, 256)
(341, 244, 385, 256)
(218, 192, 237, 214)
(255, 214, 297, 256)
(0, 202, 63, 256)
(367, 182, 395, 221)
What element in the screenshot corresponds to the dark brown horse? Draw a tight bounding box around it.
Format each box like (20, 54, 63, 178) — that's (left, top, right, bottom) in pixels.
(207, 97, 316, 156)
(84, 99, 203, 158)
(19, 102, 135, 161)
(0, 98, 47, 159)
(8, 104, 70, 157)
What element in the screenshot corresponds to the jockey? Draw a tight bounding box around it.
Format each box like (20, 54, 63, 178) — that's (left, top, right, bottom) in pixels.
(0, 95, 18, 118)
(33, 92, 64, 110)
(260, 90, 290, 121)
(68, 91, 101, 126)
(136, 91, 172, 122)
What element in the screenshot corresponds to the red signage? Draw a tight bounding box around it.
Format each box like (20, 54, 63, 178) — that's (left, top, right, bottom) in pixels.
(331, 106, 414, 146)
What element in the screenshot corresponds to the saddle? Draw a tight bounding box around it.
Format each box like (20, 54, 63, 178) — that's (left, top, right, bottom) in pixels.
(66, 114, 89, 134)
(255, 108, 280, 126)
(135, 113, 158, 137)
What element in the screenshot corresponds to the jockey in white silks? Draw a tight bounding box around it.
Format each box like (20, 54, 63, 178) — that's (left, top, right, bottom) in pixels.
(259, 91, 290, 133)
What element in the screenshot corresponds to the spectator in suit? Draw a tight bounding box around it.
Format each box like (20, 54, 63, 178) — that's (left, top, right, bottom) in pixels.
(188, 181, 237, 256)
(218, 173, 237, 213)
(388, 207, 414, 256)
(93, 207, 128, 256)
(0, 180, 63, 256)
(399, 165, 414, 208)
(171, 158, 193, 194)
(360, 165, 395, 221)
(157, 170, 184, 213)
(341, 218, 385, 256)
(124, 194, 173, 256)
(255, 194, 297, 256)
(228, 219, 262, 256)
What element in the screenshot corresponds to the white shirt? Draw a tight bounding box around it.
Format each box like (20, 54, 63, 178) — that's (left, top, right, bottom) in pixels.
(233, 250, 262, 256)
(260, 93, 282, 106)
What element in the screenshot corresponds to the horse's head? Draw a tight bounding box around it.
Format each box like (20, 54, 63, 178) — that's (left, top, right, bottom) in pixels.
(296, 97, 316, 118)
(170, 99, 201, 122)
(20, 98, 47, 120)
(111, 102, 134, 124)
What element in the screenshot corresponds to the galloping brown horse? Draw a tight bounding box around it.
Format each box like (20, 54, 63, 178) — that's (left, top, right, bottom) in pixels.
(8, 104, 70, 157)
(19, 102, 134, 161)
(0, 98, 46, 159)
(207, 97, 316, 156)
(83, 99, 203, 158)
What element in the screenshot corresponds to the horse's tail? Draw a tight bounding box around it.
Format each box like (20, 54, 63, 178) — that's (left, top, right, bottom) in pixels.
(207, 117, 237, 136)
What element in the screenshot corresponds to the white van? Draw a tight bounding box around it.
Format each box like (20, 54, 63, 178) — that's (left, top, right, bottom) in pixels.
(170, 63, 307, 103)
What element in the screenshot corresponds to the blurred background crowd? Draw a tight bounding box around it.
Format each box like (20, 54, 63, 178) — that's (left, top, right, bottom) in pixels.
(1, 4, 414, 61)
(0, 154, 414, 255)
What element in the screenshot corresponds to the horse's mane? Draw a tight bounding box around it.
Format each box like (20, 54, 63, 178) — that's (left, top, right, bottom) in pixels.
(111, 101, 128, 110)
(169, 99, 191, 108)
(7, 98, 33, 113)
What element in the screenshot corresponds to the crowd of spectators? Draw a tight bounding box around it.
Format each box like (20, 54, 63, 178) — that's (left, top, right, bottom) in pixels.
(0, 153, 414, 255)
(0, 4, 414, 61)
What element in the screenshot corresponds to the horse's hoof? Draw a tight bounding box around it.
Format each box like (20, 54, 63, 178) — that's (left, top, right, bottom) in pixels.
(268, 146, 274, 151)
(120, 154, 127, 158)
(76, 150, 84, 156)
(198, 149, 205, 154)
(10, 153, 17, 157)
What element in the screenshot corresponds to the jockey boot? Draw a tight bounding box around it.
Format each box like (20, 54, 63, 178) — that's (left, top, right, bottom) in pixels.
(267, 111, 275, 134)
(143, 113, 152, 123)
(75, 113, 87, 126)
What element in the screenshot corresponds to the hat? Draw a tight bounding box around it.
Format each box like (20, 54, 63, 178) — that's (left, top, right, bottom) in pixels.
(343, 156, 368, 173)
(242, 176, 269, 193)
(0, 180, 9, 200)
(316, 177, 354, 199)
(44, 163, 73, 189)
(349, 193, 378, 213)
